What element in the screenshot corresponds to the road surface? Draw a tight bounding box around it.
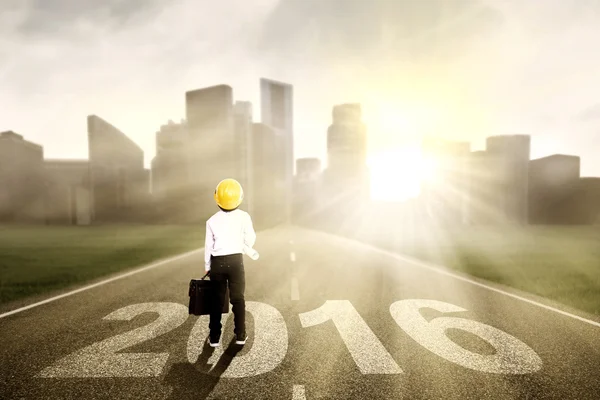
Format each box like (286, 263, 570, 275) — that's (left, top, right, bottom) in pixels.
(1, 227, 599, 399)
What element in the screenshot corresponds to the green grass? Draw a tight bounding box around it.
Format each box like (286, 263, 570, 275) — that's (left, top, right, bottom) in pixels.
(2, 223, 599, 317)
(0, 225, 204, 306)
(356, 225, 600, 316)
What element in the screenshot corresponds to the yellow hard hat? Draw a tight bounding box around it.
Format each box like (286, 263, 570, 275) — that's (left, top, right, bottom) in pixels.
(214, 178, 244, 210)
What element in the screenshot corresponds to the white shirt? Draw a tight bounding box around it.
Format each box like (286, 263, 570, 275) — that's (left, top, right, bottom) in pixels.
(204, 209, 256, 271)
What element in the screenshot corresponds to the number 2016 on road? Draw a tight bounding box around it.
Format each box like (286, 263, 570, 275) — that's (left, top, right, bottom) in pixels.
(38, 299, 543, 379)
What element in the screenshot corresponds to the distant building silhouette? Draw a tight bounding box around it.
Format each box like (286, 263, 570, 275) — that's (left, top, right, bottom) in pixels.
(323, 103, 369, 203)
(145, 81, 290, 227)
(574, 177, 600, 224)
(88, 115, 148, 222)
(150, 119, 193, 222)
(151, 119, 190, 201)
(529, 154, 581, 224)
(0, 131, 46, 222)
(233, 101, 254, 215)
(310, 103, 370, 229)
(251, 123, 286, 227)
(44, 159, 92, 225)
(185, 85, 237, 221)
(4, 81, 600, 229)
(485, 135, 531, 224)
(260, 78, 294, 224)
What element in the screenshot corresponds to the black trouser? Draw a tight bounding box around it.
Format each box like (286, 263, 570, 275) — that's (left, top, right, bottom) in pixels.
(209, 253, 246, 338)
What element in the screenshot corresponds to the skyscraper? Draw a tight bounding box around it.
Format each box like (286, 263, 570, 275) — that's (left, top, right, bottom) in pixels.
(233, 101, 253, 214)
(260, 78, 293, 223)
(185, 85, 236, 219)
(324, 103, 369, 200)
(529, 154, 581, 224)
(44, 159, 92, 225)
(88, 115, 146, 222)
(251, 122, 285, 228)
(575, 177, 600, 224)
(485, 135, 531, 224)
(0, 131, 45, 222)
(152, 119, 190, 201)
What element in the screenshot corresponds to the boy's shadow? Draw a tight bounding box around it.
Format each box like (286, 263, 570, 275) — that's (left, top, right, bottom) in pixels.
(163, 337, 243, 400)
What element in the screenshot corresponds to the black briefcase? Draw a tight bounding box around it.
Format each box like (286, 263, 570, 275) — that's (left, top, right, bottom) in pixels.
(188, 272, 230, 315)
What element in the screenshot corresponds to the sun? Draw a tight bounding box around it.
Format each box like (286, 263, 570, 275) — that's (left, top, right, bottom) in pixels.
(367, 147, 433, 202)
(363, 100, 441, 201)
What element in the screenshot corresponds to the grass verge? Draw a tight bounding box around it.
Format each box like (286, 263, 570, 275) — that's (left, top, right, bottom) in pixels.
(353, 225, 600, 316)
(0, 225, 204, 306)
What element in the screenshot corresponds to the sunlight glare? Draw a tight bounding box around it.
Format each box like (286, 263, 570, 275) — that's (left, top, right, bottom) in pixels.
(368, 148, 431, 202)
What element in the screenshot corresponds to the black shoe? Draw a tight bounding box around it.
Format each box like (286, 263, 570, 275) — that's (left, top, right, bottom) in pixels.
(208, 334, 221, 348)
(235, 334, 248, 345)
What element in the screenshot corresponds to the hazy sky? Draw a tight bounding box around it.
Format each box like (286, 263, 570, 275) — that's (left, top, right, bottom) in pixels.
(1, 0, 600, 176)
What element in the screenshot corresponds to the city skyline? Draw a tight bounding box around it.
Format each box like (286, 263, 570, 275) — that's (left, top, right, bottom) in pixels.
(3, 85, 599, 207)
(2, 0, 600, 177)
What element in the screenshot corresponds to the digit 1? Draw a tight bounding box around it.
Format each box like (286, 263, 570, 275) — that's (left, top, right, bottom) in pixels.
(299, 300, 402, 374)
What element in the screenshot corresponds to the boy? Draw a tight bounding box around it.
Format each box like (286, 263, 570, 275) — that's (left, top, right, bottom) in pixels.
(205, 178, 258, 347)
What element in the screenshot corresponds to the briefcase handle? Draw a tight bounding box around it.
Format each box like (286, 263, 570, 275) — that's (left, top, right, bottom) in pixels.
(201, 271, 210, 280)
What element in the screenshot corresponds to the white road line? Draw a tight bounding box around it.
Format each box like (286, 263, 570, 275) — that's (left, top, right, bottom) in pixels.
(291, 277, 300, 301)
(292, 385, 306, 400)
(324, 233, 600, 329)
(290, 251, 296, 262)
(0, 248, 204, 320)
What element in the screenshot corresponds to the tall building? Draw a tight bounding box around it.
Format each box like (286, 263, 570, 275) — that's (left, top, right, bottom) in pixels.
(186, 85, 236, 220)
(260, 78, 293, 223)
(251, 123, 285, 228)
(0, 131, 46, 222)
(529, 154, 580, 224)
(485, 135, 531, 224)
(149, 119, 192, 222)
(574, 177, 600, 224)
(151, 120, 190, 201)
(420, 137, 471, 224)
(324, 103, 369, 201)
(233, 101, 254, 214)
(88, 115, 147, 222)
(44, 160, 92, 225)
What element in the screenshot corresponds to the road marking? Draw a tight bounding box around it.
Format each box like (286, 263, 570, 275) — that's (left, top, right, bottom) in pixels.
(187, 313, 231, 365)
(291, 277, 300, 301)
(318, 230, 600, 329)
(188, 302, 288, 378)
(390, 299, 542, 374)
(0, 248, 204, 320)
(221, 302, 288, 378)
(39, 302, 189, 378)
(292, 385, 306, 400)
(290, 251, 296, 262)
(299, 300, 403, 374)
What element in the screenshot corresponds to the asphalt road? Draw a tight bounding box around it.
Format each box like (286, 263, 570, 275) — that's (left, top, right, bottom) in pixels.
(1, 226, 599, 399)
